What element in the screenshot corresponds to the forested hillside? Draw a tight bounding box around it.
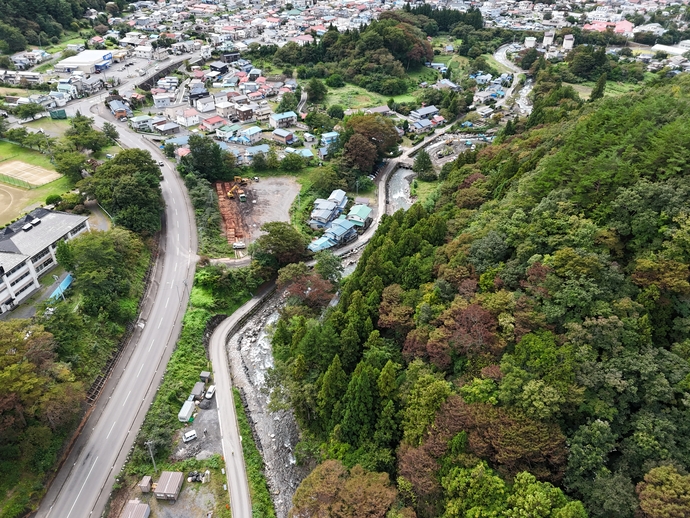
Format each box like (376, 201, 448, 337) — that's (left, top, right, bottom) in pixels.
(273, 74, 690, 517)
(0, 0, 114, 52)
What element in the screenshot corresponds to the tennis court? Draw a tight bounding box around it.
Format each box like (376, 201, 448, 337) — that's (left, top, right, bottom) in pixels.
(0, 160, 62, 188)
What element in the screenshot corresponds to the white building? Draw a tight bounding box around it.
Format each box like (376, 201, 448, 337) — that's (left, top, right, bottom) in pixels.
(54, 50, 113, 73)
(563, 34, 574, 51)
(524, 36, 537, 48)
(0, 209, 90, 314)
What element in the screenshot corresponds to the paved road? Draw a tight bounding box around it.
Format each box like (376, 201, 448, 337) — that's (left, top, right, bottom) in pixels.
(35, 92, 198, 518)
(208, 283, 276, 518)
(493, 45, 532, 113)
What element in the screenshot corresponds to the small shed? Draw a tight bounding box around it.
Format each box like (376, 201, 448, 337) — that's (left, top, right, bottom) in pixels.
(138, 475, 152, 493)
(178, 400, 195, 422)
(153, 471, 184, 501)
(119, 498, 150, 518)
(191, 381, 206, 400)
(199, 371, 211, 383)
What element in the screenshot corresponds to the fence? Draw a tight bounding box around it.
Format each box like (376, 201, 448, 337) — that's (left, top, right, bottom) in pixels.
(0, 171, 32, 189)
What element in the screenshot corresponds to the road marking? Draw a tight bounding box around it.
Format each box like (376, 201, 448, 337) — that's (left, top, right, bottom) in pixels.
(137, 363, 144, 378)
(218, 410, 223, 437)
(165, 296, 170, 308)
(175, 208, 178, 215)
(172, 198, 176, 205)
(148, 339, 155, 352)
(177, 233, 180, 241)
(65, 456, 98, 518)
(106, 421, 117, 439)
(122, 390, 131, 407)
(174, 262, 177, 271)
(177, 220, 179, 228)
(158, 317, 163, 329)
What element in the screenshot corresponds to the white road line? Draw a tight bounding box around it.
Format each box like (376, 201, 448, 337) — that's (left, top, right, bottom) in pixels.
(175, 208, 178, 215)
(165, 296, 170, 308)
(65, 456, 98, 518)
(122, 390, 131, 407)
(148, 339, 155, 352)
(172, 198, 176, 204)
(158, 317, 163, 329)
(177, 220, 179, 228)
(106, 421, 117, 439)
(174, 262, 178, 271)
(177, 233, 180, 241)
(218, 410, 223, 437)
(137, 363, 144, 378)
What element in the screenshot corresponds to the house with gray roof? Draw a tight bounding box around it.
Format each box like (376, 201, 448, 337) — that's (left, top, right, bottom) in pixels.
(0, 208, 90, 314)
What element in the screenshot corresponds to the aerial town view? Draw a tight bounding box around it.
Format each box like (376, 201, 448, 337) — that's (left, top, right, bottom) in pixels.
(0, 0, 689, 517)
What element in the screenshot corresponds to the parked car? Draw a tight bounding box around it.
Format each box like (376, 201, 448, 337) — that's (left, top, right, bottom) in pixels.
(182, 430, 197, 443)
(205, 385, 216, 399)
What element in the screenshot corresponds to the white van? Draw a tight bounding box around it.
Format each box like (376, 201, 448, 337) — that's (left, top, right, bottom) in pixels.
(183, 430, 198, 443)
(205, 385, 216, 399)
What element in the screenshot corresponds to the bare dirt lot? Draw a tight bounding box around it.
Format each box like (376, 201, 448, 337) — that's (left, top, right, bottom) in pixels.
(239, 177, 300, 243)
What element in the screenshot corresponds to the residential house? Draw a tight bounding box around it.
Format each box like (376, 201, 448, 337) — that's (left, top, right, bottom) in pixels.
(307, 218, 357, 252)
(176, 108, 200, 127)
(155, 122, 181, 135)
(269, 111, 297, 129)
(215, 101, 234, 118)
(196, 96, 215, 113)
(216, 123, 241, 140)
(238, 126, 263, 145)
(347, 204, 373, 229)
(0, 208, 90, 314)
(365, 106, 392, 116)
(412, 119, 433, 133)
(236, 105, 254, 121)
(199, 115, 227, 132)
(153, 93, 173, 108)
(130, 115, 154, 132)
(320, 131, 339, 146)
(271, 128, 294, 145)
(109, 100, 132, 120)
(209, 60, 229, 74)
(244, 143, 270, 164)
(410, 106, 439, 121)
(135, 45, 154, 59)
(308, 189, 348, 229)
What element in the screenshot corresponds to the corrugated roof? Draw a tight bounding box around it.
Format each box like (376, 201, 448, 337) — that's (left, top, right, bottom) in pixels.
(156, 471, 183, 496)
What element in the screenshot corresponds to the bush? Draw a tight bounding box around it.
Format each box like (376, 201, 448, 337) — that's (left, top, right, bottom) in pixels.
(46, 194, 62, 205)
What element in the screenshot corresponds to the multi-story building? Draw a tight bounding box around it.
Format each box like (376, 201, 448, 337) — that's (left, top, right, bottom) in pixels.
(0, 208, 90, 314)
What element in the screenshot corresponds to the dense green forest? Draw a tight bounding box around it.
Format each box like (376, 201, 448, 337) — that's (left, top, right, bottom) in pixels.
(0, 0, 122, 53)
(272, 74, 690, 517)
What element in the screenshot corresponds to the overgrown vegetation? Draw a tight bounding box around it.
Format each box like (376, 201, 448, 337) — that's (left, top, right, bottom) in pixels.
(233, 388, 276, 518)
(0, 228, 150, 518)
(126, 264, 262, 474)
(267, 73, 690, 517)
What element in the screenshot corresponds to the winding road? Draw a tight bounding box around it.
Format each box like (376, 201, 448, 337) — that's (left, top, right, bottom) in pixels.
(35, 84, 198, 518)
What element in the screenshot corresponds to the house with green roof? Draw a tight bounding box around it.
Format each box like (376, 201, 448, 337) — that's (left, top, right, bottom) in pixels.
(347, 204, 373, 229)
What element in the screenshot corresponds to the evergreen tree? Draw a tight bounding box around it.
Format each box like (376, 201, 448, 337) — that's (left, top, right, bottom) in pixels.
(318, 355, 348, 430)
(413, 149, 436, 181)
(339, 362, 378, 445)
(590, 72, 607, 102)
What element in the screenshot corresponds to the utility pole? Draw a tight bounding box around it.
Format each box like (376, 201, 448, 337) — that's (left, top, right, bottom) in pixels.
(145, 440, 158, 472)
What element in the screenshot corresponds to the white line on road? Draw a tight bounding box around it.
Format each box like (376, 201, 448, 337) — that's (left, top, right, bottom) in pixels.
(177, 220, 179, 228)
(148, 339, 155, 352)
(175, 208, 178, 215)
(165, 296, 170, 308)
(174, 262, 177, 271)
(218, 410, 223, 437)
(106, 421, 117, 439)
(65, 456, 98, 518)
(158, 317, 163, 329)
(122, 390, 131, 407)
(137, 363, 144, 378)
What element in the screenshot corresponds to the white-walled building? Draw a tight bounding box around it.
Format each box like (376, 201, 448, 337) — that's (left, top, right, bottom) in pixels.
(0, 209, 90, 313)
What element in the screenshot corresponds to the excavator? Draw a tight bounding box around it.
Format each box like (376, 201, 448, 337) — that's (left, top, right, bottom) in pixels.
(227, 184, 247, 202)
(234, 176, 250, 186)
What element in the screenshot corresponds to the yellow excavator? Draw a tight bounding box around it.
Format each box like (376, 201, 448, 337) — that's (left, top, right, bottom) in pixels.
(234, 176, 250, 186)
(227, 184, 239, 199)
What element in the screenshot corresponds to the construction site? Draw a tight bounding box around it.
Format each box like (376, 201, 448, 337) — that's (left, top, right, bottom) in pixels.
(215, 176, 252, 253)
(213, 176, 301, 257)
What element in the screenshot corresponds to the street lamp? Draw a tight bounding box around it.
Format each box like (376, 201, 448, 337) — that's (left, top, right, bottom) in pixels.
(144, 440, 158, 472)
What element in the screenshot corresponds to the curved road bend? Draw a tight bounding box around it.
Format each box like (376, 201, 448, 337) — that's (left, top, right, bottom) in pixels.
(208, 282, 276, 518)
(35, 101, 198, 518)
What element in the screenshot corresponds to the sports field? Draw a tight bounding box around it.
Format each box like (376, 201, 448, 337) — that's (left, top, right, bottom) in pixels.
(0, 176, 72, 226)
(0, 160, 62, 188)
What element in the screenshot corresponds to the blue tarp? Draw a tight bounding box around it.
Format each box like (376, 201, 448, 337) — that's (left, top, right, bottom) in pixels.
(49, 274, 73, 300)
